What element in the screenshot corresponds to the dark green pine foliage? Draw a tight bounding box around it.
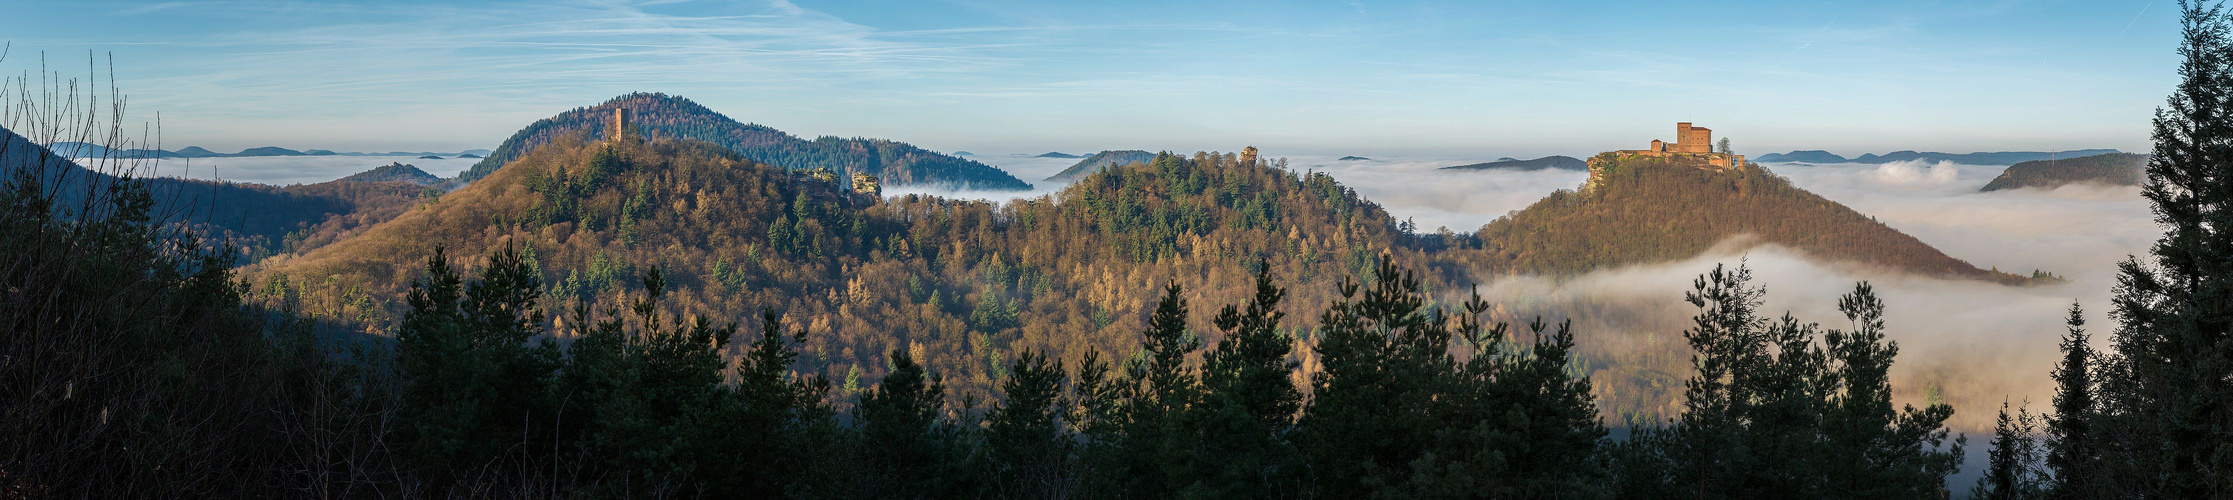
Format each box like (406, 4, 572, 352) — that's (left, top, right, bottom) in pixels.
(1296, 255, 1608, 497)
(2045, 303, 2098, 499)
(396, 244, 561, 483)
(1098, 282, 1207, 497)
(1191, 263, 1304, 497)
(1971, 401, 2050, 500)
(1819, 283, 1966, 496)
(982, 350, 1085, 498)
(1296, 255, 1457, 496)
(853, 348, 972, 497)
(1610, 264, 1961, 498)
(2097, 1, 2233, 496)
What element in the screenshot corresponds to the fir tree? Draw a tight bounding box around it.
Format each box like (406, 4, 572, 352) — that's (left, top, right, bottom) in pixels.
(2099, 1, 2233, 495)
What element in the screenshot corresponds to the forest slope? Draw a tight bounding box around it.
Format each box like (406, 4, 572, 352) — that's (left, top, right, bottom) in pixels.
(451, 93, 1031, 190)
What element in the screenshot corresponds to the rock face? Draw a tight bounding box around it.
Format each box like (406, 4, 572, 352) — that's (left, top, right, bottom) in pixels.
(1979, 152, 2147, 192)
(1439, 156, 1586, 172)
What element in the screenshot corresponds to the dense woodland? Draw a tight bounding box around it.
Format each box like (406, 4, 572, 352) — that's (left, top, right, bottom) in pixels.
(452, 93, 1031, 190)
(12, 2, 2233, 497)
(1978, 152, 2149, 192)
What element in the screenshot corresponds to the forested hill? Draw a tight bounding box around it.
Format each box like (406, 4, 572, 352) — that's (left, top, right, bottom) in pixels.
(1474, 153, 2034, 284)
(1979, 152, 2147, 191)
(1043, 149, 1157, 181)
(251, 140, 1442, 400)
(450, 93, 1032, 190)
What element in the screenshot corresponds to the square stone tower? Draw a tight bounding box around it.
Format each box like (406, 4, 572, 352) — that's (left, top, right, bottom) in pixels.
(609, 108, 631, 142)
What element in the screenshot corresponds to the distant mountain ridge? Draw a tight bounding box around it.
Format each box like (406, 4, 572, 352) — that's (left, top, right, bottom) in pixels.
(451, 93, 1030, 190)
(1044, 150, 1158, 181)
(46, 142, 489, 159)
(1980, 153, 2148, 192)
(1755, 149, 2121, 165)
(1439, 155, 1586, 171)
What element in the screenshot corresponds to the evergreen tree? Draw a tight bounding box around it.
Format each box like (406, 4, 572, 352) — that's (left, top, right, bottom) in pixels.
(1296, 255, 1457, 497)
(1192, 263, 1304, 497)
(1101, 282, 1205, 497)
(395, 244, 560, 483)
(2096, 1, 2233, 496)
(1972, 402, 2049, 500)
(855, 348, 970, 497)
(2045, 302, 2098, 498)
(984, 350, 1082, 498)
(1611, 265, 1962, 498)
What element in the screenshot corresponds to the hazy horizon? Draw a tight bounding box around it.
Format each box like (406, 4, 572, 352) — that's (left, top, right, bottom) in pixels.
(8, 0, 2175, 156)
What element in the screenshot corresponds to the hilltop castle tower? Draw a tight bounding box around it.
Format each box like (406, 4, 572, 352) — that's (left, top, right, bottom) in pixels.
(1240, 146, 1259, 167)
(1587, 122, 1748, 191)
(609, 107, 631, 142)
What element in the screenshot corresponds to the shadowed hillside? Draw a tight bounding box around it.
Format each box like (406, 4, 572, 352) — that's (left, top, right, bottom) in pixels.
(451, 93, 1031, 190)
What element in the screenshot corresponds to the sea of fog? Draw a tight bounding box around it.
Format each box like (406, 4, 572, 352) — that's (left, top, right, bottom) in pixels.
(933, 153, 2157, 432)
(114, 155, 485, 186)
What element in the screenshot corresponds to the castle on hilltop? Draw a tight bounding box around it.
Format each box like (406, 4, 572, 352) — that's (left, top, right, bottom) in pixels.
(1586, 122, 1748, 191)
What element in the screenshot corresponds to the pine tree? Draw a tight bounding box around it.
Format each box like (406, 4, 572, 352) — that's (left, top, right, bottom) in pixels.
(1101, 282, 1204, 497)
(395, 244, 560, 483)
(1192, 263, 1304, 496)
(1296, 255, 1455, 497)
(983, 350, 1081, 498)
(2046, 302, 2097, 498)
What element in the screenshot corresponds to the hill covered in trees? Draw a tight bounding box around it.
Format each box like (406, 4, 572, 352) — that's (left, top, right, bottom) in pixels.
(1980, 152, 2147, 191)
(253, 134, 1444, 401)
(1439, 155, 1586, 171)
(1043, 149, 1157, 181)
(1474, 153, 2034, 283)
(339, 162, 443, 185)
(450, 93, 1031, 190)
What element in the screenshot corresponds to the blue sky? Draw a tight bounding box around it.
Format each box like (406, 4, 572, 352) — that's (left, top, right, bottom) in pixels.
(1, 0, 2178, 158)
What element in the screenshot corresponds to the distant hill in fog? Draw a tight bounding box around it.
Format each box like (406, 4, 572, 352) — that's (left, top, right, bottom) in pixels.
(1439, 155, 1586, 172)
(1980, 152, 2148, 192)
(1756, 149, 2121, 165)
